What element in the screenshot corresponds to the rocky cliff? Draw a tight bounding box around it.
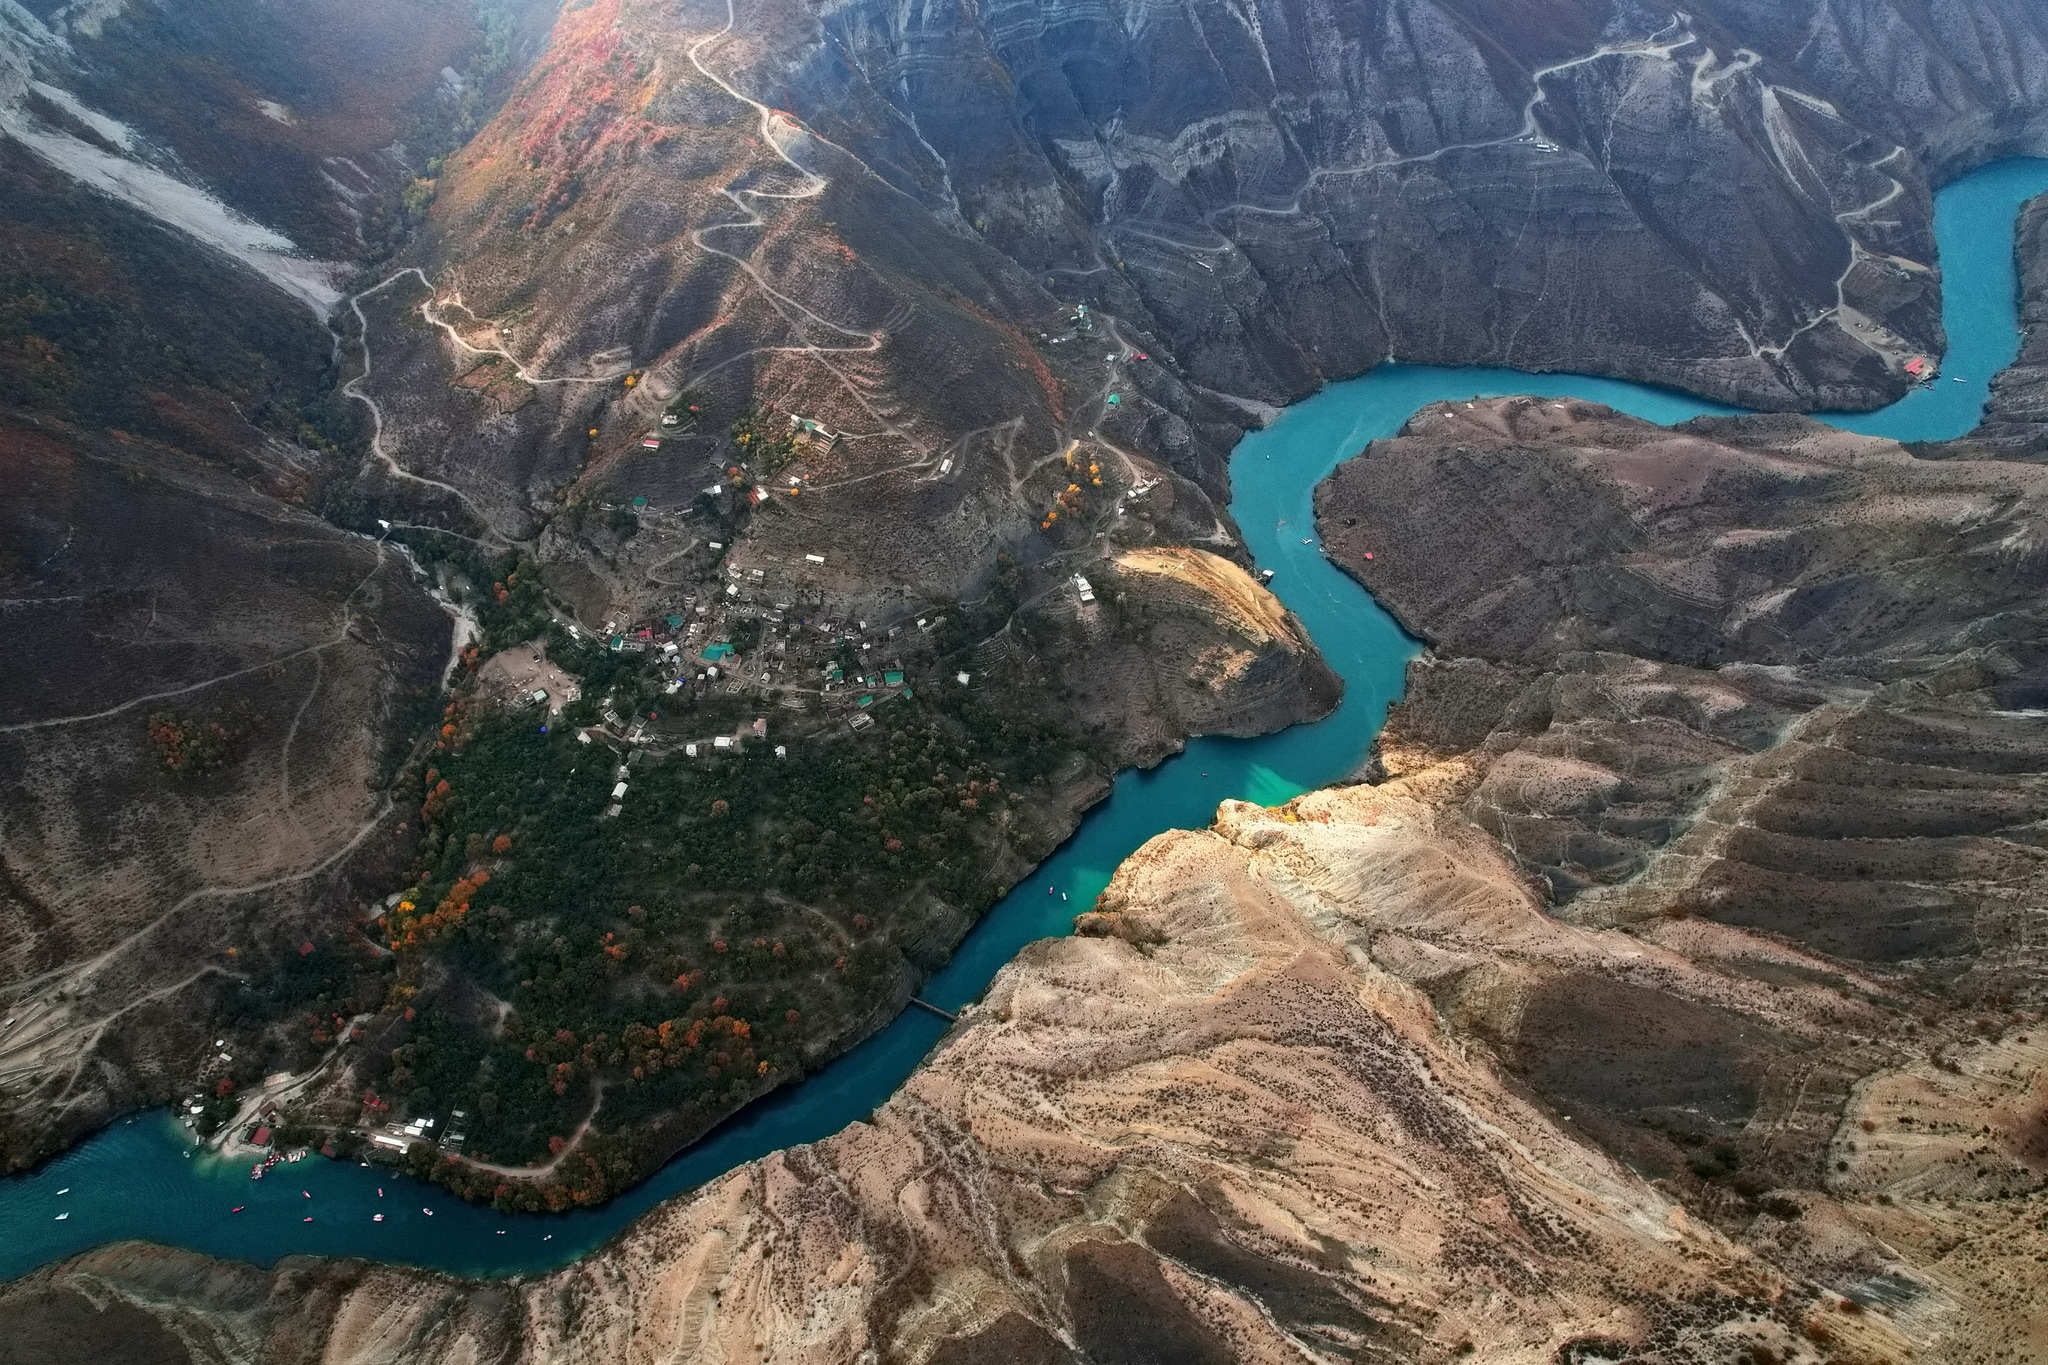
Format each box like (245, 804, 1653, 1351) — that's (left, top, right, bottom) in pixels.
(1964, 194, 2048, 461)
(7, 0, 2048, 1265)
(15, 299, 2048, 1363)
(758, 0, 2048, 413)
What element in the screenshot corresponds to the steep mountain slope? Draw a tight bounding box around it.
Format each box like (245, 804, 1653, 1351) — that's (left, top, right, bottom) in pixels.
(0, 0, 553, 1166)
(7, 0, 2048, 1219)
(13, 211, 2048, 1365)
(356, 0, 2048, 583)
(0, 412, 450, 1169)
(756, 0, 2048, 412)
(1963, 194, 2048, 460)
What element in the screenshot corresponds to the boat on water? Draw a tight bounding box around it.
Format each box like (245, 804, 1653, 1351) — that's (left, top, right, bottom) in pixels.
(373, 1214, 384, 1222)
(53, 1212, 67, 1220)
(55, 1188, 67, 1195)
(1953, 375, 1968, 383)
(231, 1206, 243, 1213)
(250, 1165, 264, 1179)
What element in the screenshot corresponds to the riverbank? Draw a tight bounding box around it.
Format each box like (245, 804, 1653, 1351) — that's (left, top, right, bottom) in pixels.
(0, 157, 2043, 1288)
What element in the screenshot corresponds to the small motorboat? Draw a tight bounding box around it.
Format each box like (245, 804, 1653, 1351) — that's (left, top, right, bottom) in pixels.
(302, 1216, 313, 1223)
(250, 1166, 264, 1180)
(55, 1188, 68, 1195)
(1952, 376, 1968, 383)
(231, 1207, 244, 1214)
(53, 1213, 68, 1221)
(374, 1214, 384, 1222)
(424, 1208, 435, 1216)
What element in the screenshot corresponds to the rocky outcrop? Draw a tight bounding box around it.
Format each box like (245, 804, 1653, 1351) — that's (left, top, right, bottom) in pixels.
(14, 398, 2048, 1360)
(759, 0, 2048, 414)
(347, 0, 2048, 579)
(0, 0, 558, 270)
(1310, 396, 2048, 1238)
(1068, 547, 1342, 761)
(13, 774, 2043, 1361)
(6, 0, 2048, 1314)
(1964, 194, 2048, 460)
(0, 792, 1875, 1362)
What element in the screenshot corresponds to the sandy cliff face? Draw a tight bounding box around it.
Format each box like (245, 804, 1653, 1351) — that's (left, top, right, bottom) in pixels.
(18, 773, 2040, 1362)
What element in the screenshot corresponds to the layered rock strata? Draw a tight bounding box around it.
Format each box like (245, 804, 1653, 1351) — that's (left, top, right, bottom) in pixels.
(1965, 195, 2048, 461)
(12, 400, 2048, 1360)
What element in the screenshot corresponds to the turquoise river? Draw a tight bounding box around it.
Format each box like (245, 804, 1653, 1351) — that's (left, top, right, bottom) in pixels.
(5, 157, 2046, 1283)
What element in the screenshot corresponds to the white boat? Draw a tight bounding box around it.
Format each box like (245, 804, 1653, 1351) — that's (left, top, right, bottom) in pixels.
(55, 1188, 68, 1195)
(53, 1213, 67, 1221)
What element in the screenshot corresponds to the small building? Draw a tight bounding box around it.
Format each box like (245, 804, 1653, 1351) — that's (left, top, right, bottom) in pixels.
(611, 781, 628, 799)
(805, 553, 826, 565)
(702, 642, 736, 662)
(713, 735, 733, 749)
(1073, 575, 1096, 603)
(883, 670, 904, 687)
